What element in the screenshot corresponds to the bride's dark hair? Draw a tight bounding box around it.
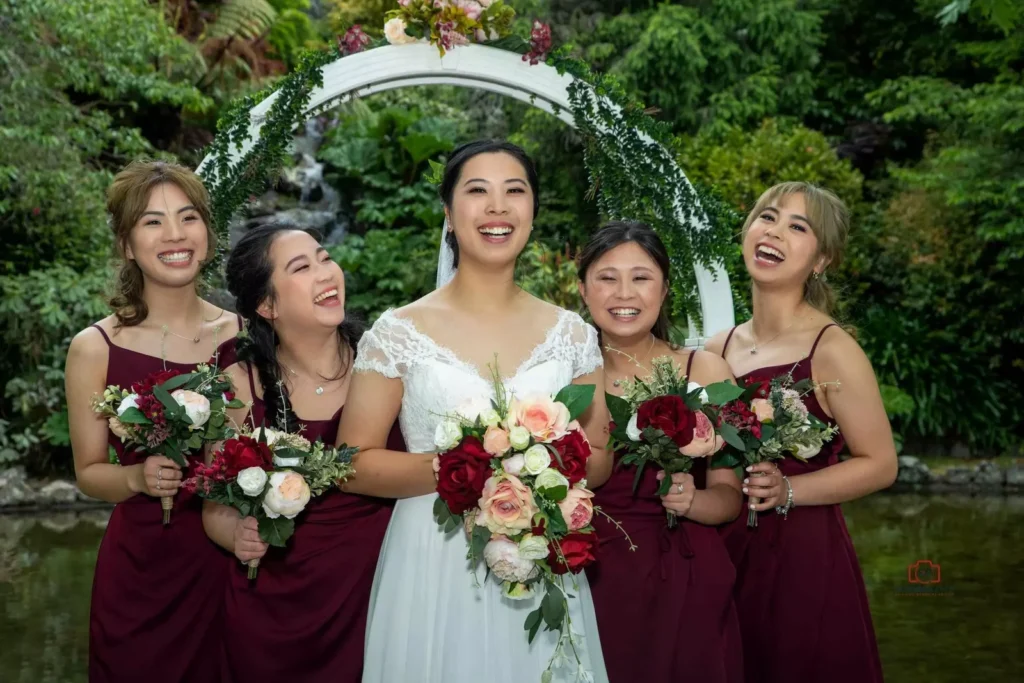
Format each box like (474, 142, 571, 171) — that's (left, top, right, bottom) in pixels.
(225, 223, 363, 429)
(577, 220, 674, 345)
(439, 139, 540, 267)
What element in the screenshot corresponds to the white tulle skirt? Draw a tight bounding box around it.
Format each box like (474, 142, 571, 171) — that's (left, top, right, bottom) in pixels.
(362, 493, 609, 683)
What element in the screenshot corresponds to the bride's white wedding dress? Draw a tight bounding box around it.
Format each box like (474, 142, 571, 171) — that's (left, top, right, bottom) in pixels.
(355, 307, 610, 683)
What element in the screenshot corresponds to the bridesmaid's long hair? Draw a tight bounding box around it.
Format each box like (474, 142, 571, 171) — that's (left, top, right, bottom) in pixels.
(225, 223, 362, 430)
(439, 139, 541, 268)
(742, 182, 849, 317)
(106, 160, 215, 327)
(577, 221, 674, 346)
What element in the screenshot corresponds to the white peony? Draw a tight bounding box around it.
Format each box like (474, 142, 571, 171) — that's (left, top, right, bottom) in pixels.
(434, 419, 463, 451)
(237, 466, 268, 496)
(502, 453, 526, 476)
(522, 444, 552, 475)
(534, 468, 569, 492)
(518, 533, 549, 560)
(262, 471, 311, 519)
(483, 536, 539, 583)
(171, 390, 211, 429)
(383, 18, 417, 45)
(626, 413, 642, 441)
(508, 425, 531, 451)
(116, 394, 140, 416)
(251, 426, 282, 446)
(687, 381, 710, 404)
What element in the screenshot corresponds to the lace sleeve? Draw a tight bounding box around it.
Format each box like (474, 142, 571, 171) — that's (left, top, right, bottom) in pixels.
(353, 310, 413, 379)
(566, 312, 603, 379)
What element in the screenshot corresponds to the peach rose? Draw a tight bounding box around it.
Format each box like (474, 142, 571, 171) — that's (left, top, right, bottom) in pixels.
(510, 394, 570, 442)
(679, 411, 725, 457)
(558, 487, 595, 531)
(483, 426, 511, 456)
(262, 471, 311, 519)
(751, 398, 775, 423)
(476, 475, 538, 536)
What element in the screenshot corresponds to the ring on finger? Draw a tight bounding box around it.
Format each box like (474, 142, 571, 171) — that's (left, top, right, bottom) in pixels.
(156, 480, 162, 490)
(675, 483, 685, 494)
(157, 468, 163, 481)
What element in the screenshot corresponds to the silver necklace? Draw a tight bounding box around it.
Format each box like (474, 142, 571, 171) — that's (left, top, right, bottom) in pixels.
(749, 319, 799, 355)
(279, 361, 330, 396)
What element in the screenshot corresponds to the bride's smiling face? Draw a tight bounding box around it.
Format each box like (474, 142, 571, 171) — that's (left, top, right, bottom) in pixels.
(446, 152, 534, 268)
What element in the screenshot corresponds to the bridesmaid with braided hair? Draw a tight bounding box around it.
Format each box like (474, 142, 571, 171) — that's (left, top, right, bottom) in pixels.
(202, 223, 404, 683)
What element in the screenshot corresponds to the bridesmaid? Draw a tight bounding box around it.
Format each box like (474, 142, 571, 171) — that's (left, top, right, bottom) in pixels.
(65, 160, 240, 682)
(578, 221, 745, 683)
(705, 182, 896, 683)
(202, 224, 403, 683)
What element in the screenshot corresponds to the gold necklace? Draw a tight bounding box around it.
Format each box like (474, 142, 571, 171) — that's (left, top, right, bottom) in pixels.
(608, 334, 657, 387)
(161, 306, 206, 344)
(749, 317, 801, 355)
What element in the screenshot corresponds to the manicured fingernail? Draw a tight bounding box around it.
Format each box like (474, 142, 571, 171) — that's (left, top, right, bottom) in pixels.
(749, 503, 755, 510)
(743, 478, 749, 484)
(742, 487, 749, 494)
(745, 466, 752, 472)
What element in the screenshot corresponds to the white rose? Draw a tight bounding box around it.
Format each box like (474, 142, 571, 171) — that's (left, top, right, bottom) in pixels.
(384, 17, 417, 45)
(522, 444, 552, 475)
(508, 425, 531, 451)
(625, 413, 642, 441)
(502, 453, 526, 476)
(116, 394, 140, 416)
(518, 533, 549, 561)
(273, 454, 303, 467)
(534, 468, 569, 492)
(478, 408, 502, 428)
(237, 466, 268, 496)
(793, 442, 821, 460)
(687, 381, 710, 404)
(434, 419, 464, 452)
(483, 536, 539, 583)
(262, 471, 311, 519)
(171, 389, 211, 429)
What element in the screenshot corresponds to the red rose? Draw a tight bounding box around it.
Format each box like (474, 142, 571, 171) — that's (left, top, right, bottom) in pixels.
(550, 428, 590, 485)
(436, 436, 493, 515)
(750, 379, 771, 399)
(219, 436, 273, 478)
(224, 391, 235, 402)
(130, 369, 183, 395)
(720, 400, 762, 439)
(636, 395, 696, 448)
(547, 532, 599, 575)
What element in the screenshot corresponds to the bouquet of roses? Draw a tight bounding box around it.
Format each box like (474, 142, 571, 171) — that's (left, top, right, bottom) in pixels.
(184, 426, 357, 579)
(718, 372, 839, 527)
(92, 364, 245, 524)
(432, 367, 604, 681)
(606, 356, 747, 528)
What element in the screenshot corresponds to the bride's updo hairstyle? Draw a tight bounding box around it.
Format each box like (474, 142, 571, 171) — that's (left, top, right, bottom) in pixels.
(106, 160, 214, 327)
(439, 140, 541, 268)
(577, 220, 674, 345)
(225, 223, 362, 429)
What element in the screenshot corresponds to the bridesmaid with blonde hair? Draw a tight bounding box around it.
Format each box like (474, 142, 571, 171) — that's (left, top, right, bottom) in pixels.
(705, 181, 895, 683)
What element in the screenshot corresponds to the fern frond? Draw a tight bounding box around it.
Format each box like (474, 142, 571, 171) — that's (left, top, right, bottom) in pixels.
(205, 0, 278, 42)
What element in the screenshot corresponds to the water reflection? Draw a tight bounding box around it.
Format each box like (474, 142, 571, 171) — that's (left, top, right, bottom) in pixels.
(1, 495, 1021, 682)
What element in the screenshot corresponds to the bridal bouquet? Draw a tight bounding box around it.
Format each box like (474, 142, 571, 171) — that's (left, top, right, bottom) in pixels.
(92, 364, 244, 524)
(606, 356, 747, 528)
(432, 367, 603, 679)
(721, 372, 839, 527)
(184, 427, 357, 579)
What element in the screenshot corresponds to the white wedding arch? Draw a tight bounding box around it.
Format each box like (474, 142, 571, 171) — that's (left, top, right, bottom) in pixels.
(197, 43, 734, 347)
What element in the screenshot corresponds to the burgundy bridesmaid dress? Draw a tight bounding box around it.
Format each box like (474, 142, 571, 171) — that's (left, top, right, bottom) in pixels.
(720, 324, 884, 683)
(219, 365, 402, 683)
(587, 352, 744, 683)
(88, 325, 228, 683)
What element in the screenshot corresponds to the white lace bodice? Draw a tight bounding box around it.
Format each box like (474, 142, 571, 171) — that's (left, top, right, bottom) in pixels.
(354, 308, 602, 454)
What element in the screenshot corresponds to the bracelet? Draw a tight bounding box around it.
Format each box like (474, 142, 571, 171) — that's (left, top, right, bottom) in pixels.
(775, 474, 794, 519)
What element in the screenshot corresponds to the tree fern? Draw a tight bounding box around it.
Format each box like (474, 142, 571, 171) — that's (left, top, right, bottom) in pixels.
(205, 0, 278, 42)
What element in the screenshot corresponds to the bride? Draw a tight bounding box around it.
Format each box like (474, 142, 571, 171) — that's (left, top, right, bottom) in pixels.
(337, 140, 612, 683)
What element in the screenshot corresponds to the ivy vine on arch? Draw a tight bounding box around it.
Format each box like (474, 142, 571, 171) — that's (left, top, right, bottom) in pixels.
(198, 18, 735, 338)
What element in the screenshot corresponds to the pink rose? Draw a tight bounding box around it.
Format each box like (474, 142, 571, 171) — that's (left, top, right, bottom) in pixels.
(455, 0, 483, 21)
(510, 394, 570, 442)
(557, 487, 595, 531)
(679, 411, 725, 457)
(751, 398, 775, 423)
(476, 475, 538, 536)
(483, 425, 511, 456)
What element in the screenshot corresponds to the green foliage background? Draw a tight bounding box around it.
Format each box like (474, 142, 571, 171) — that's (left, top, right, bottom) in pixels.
(1, 0, 1021, 471)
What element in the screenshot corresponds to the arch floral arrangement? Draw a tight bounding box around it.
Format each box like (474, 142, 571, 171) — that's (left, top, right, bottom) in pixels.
(198, 0, 735, 334)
